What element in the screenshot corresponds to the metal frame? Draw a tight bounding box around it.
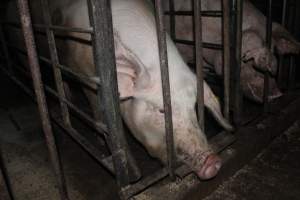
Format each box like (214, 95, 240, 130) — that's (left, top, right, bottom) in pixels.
(0, 0, 297, 199)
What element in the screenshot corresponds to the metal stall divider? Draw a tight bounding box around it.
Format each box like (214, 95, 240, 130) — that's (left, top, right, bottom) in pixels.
(87, 0, 140, 188)
(263, 0, 273, 113)
(0, 146, 14, 200)
(16, 0, 69, 199)
(232, 0, 244, 125)
(165, 1, 233, 125)
(287, 0, 297, 90)
(0, 0, 236, 199)
(223, 0, 231, 121)
(154, 0, 176, 181)
(194, 0, 205, 132)
(277, 0, 287, 89)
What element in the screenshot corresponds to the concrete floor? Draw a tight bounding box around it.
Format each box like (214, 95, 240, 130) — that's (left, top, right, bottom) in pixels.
(204, 122, 300, 200)
(0, 71, 300, 200)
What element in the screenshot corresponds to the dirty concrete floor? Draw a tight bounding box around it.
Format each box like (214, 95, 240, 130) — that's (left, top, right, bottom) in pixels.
(1, 69, 300, 200)
(0, 73, 120, 200)
(204, 122, 300, 200)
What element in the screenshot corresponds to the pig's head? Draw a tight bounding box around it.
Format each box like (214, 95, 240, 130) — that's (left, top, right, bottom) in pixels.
(272, 22, 300, 55)
(115, 33, 231, 179)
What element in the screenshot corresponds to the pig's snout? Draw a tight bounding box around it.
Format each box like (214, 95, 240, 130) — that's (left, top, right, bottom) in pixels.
(197, 154, 222, 180)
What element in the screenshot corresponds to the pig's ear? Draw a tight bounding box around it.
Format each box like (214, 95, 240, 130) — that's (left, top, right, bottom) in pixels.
(116, 59, 137, 99)
(272, 22, 300, 55)
(114, 32, 150, 99)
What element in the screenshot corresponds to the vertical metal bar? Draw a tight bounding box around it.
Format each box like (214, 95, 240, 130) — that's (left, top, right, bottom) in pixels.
(154, 0, 176, 180)
(40, 0, 71, 126)
(223, 0, 231, 120)
(288, 57, 296, 89)
(277, 0, 287, 88)
(288, 0, 296, 90)
(264, 0, 272, 113)
(0, 24, 13, 74)
(16, 0, 69, 199)
(233, 0, 243, 125)
(193, 0, 205, 131)
(87, 0, 133, 187)
(169, 0, 176, 40)
(0, 147, 14, 200)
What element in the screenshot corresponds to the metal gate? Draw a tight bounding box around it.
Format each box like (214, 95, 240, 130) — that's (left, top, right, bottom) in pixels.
(0, 0, 299, 199)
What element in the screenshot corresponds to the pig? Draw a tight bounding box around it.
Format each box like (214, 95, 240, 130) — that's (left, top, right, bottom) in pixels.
(165, 0, 300, 103)
(5, 0, 233, 179)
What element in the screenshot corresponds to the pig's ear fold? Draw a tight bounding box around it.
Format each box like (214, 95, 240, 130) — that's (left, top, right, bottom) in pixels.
(114, 32, 150, 99)
(272, 22, 300, 55)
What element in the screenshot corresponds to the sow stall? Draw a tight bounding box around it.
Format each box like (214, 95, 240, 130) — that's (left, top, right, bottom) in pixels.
(0, 0, 299, 199)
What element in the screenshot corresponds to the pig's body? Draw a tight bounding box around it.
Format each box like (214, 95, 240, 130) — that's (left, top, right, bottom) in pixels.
(167, 0, 300, 102)
(5, 0, 233, 179)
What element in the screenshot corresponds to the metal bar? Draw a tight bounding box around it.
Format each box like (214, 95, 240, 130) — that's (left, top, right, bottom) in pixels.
(88, 0, 138, 187)
(0, 145, 14, 200)
(264, 0, 273, 113)
(277, 0, 287, 88)
(233, 0, 243, 125)
(0, 24, 13, 74)
(16, 0, 69, 199)
(193, 0, 205, 131)
(0, 67, 115, 176)
(223, 0, 231, 120)
(165, 10, 223, 17)
(6, 43, 100, 90)
(173, 39, 224, 50)
(288, 0, 297, 91)
(154, 0, 176, 180)
(4, 51, 108, 150)
(169, 0, 176, 40)
(3, 21, 93, 34)
(41, 0, 71, 126)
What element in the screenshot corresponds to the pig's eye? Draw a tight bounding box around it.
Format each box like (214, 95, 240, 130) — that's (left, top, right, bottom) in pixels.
(159, 109, 165, 114)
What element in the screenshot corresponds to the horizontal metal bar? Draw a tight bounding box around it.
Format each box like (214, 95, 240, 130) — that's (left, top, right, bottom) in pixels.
(165, 10, 223, 17)
(7, 60, 108, 137)
(120, 167, 169, 200)
(6, 43, 100, 90)
(0, 67, 116, 175)
(173, 39, 223, 50)
(3, 21, 93, 34)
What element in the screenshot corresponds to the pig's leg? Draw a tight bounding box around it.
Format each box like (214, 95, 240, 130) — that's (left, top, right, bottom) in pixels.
(242, 30, 277, 76)
(272, 22, 300, 55)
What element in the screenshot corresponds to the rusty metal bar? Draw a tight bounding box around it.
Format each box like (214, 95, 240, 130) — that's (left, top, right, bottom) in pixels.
(0, 24, 13, 74)
(0, 146, 14, 200)
(277, 0, 287, 88)
(6, 43, 100, 90)
(41, 0, 71, 126)
(288, 0, 297, 90)
(223, 0, 231, 120)
(87, 0, 142, 187)
(264, 0, 273, 113)
(193, 0, 205, 131)
(154, 0, 176, 180)
(169, 0, 176, 40)
(233, 0, 243, 125)
(3, 21, 93, 34)
(0, 66, 115, 176)
(174, 39, 223, 50)
(165, 10, 223, 17)
(16, 0, 69, 199)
